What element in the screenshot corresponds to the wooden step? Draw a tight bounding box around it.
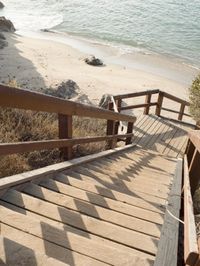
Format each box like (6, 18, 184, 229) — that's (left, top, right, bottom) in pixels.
(0, 235, 69, 266)
(64, 171, 168, 203)
(0, 200, 154, 262)
(55, 173, 166, 213)
(0, 204, 155, 265)
(40, 178, 164, 224)
(23, 183, 161, 238)
(1, 190, 158, 255)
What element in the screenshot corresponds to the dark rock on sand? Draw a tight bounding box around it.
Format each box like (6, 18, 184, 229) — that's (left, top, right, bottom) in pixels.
(0, 39, 7, 49)
(44, 80, 80, 99)
(0, 17, 16, 32)
(0, 32, 7, 49)
(85, 55, 104, 66)
(0, 2, 4, 9)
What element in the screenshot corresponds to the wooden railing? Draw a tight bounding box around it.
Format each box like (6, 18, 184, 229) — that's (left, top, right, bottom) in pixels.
(0, 85, 136, 159)
(114, 89, 191, 122)
(184, 131, 200, 265)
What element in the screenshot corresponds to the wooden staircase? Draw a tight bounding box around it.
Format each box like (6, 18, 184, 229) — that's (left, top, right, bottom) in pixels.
(0, 145, 181, 266)
(0, 85, 199, 265)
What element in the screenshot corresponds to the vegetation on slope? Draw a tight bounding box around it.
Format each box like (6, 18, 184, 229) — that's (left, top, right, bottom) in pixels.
(0, 82, 106, 178)
(189, 74, 200, 124)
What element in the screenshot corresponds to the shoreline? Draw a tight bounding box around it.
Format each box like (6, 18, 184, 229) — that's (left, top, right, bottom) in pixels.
(0, 30, 199, 107)
(17, 29, 199, 87)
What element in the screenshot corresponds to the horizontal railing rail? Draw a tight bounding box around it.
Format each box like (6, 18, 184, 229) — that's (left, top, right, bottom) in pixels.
(0, 85, 137, 160)
(114, 89, 191, 122)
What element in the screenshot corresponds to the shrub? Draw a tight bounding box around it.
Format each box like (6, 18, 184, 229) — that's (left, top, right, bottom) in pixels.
(189, 74, 200, 123)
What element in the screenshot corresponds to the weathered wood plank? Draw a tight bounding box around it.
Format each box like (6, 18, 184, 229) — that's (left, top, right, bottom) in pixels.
(184, 156, 199, 266)
(0, 133, 133, 156)
(0, 85, 136, 122)
(23, 183, 161, 238)
(1, 190, 158, 255)
(0, 235, 69, 266)
(0, 200, 154, 261)
(154, 158, 183, 266)
(55, 173, 165, 213)
(40, 178, 164, 224)
(0, 144, 136, 191)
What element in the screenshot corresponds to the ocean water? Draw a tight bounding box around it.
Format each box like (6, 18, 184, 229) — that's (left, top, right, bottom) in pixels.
(1, 0, 200, 67)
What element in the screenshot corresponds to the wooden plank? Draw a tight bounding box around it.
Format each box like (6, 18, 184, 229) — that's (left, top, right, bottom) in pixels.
(154, 158, 183, 266)
(0, 85, 136, 122)
(144, 94, 152, 115)
(114, 89, 160, 100)
(126, 122, 134, 145)
(189, 130, 200, 155)
(155, 92, 164, 116)
(68, 168, 169, 200)
(79, 163, 170, 195)
(0, 133, 133, 156)
(0, 143, 136, 191)
(163, 91, 190, 106)
(120, 102, 157, 111)
(0, 200, 154, 261)
(0, 207, 153, 266)
(189, 149, 200, 195)
(184, 156, 199, 266)
(55, 173, 166, 213)
(58, 114, 73, 160)
(0, 234, 69, 266)
(40, 178, 164, 224)
(88, 161, 171, 188)
(1, 190, 158, 255)
(178, 103, 186, 121)
(23, 183, 161, 238)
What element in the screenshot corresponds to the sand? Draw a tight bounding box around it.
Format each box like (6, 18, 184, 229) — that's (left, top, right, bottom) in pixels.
(0, 32, 199, 107)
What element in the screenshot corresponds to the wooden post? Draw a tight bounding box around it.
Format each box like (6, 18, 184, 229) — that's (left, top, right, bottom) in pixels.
(125, 122, 134, 145)
(116, 99, 122, 112)
(178, 103, 185, 121)
(58, 114, 73, 160)
(155, 92, 164, 116)
(143, 94, 152, 115)
(186, 140, 195, 166)
(189, 148, 200, 196)
(106, 102, 116, 149)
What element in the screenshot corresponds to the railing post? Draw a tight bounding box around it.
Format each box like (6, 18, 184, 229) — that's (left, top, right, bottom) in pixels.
(116, 99, 122, 112)
(58, 114, 73, 160)
(125, 122, 134, 145)
(106, 102, 116, 149)
(144, 93, 152, 115)
(188, 148, 200, 195)
(155, 91, 164, 116)
(178, 103, 185, 121)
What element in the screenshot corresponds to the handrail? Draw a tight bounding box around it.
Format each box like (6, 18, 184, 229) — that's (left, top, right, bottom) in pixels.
(0, 85, 137, 160)
(0, 85, 136, 123)
(0, 134, 133, 156)
(113, 89, 191, 122)
(185, 132, 200, 265)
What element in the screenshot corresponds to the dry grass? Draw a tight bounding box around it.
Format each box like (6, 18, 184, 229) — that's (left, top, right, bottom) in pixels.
(0, 108, 107, 178)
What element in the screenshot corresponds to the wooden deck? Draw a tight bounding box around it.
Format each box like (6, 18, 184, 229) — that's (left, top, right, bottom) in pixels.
(133, 114, 194, 158)
(0, 145, 182, 266)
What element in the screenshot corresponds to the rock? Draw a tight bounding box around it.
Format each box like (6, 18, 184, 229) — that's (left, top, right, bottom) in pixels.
(0, 2, 4, 9)
(99, 94, 113, 108)
(44, 80, 80, 99)
(84, 55, 104, 66)
(0, 39, 7, 49)
(0, 32, 5, 39)
(0, 17, 16, 32)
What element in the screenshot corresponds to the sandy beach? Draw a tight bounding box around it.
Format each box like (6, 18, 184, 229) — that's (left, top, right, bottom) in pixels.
(0, 32, 199, 106)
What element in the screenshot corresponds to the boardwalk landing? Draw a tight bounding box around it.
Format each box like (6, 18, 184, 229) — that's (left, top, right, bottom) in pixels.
(0, 142, 183, 266)
(134, 114, 193, 158)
